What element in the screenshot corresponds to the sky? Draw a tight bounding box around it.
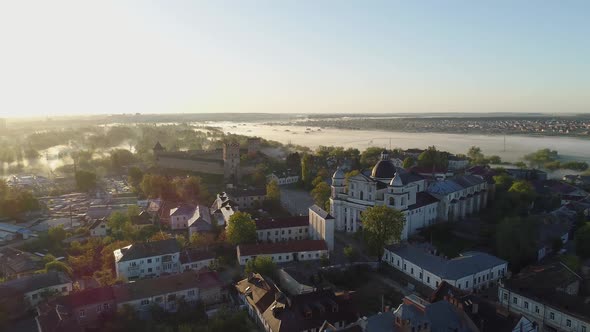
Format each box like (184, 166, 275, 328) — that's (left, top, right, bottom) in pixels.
(0, 1, 589, 118)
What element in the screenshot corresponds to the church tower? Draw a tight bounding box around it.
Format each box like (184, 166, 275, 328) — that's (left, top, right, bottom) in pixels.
(331, 167, 345, 198)
(223, 142, 241, 183)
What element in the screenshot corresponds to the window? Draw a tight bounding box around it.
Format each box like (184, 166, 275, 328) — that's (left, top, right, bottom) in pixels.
(188, 290, 196, 296)
(147, 258, 152, 263)
(512, 297, 518, 304)
(419, 272, 423, 279)
(155, 297, 163, 303)
(80, 309, 85, 318)
(278, 256, 282, 260)
(97, 305, 102, 313)
(275, 231, 278, 235)
(403, 263, 407, 271)
(288, 230, 291, 234)
(299, 229, 302, 233)
(316, 253, 319, 257)
(32, 294, 38, 300)
(436, 281, 439, 287)
(411, 268, 414, 274)
(141, 299, 150, 306)
(550, 312, 555, 320)
(148, 268, 153, 273)
(566, 320, 571, 327)
(156, 257, 160, 262)
(104, 303, 110, 310)
(427, 276, 430, 283)
(282, 230, 285, 235)
(535, 306, 539, 314)
(524, 302, 529, 309)
(465, 281, 469, 288)
(581, 326, 586, 332)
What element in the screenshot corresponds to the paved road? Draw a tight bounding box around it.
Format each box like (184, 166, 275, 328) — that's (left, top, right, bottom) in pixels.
(280, 187, 314, 215)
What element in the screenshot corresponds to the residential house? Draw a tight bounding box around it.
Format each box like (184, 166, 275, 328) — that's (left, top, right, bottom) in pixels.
(113, 238, 181, 280)
(364, 294, 478, 332)
(211, 193, 238, 225)
(498, 262, 590, 332)
(448, 155, 470, 171)
(237, 240, 328, 265)
(187, 205, 215, 236)
(130, 210, 153, 230)
(170, 204, 196, 230)
(506, 168, 548, 181)
(89, 218, 109, 237)
(260, 289, 359, 332)
(383, 243, 507, 291)
(180, 248, 216, 272)
(532, 180, 588, 206)
(267, 172, 300, 186)
(255, 216, 310, 243)
(225, 187, 267, 209)
(0, 247, 45, 279)
(113, 270, 226, 311)
(37, 286, 116, 330)
(535, 207, 577, 261)
(236, 273, 280, 327)
(0, 271, 72, 320)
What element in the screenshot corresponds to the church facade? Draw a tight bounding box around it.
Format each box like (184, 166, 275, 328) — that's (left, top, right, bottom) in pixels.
(330, 151, 489, 240)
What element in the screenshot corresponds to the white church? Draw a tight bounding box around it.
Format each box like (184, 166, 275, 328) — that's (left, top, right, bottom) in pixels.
(329, 150, 489, 240)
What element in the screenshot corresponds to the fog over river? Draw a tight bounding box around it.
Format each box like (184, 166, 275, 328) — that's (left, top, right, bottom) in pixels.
(214, 122, 590, 164)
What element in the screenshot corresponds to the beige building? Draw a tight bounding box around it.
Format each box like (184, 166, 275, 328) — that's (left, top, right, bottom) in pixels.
(237, 240, 328, 265)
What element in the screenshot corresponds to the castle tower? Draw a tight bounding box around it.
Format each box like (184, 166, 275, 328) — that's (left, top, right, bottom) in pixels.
(153, 141, 165, 157)
(223, 142, 241, 183)
(330, 167, 345, 199)
(247, 138, 261, 157)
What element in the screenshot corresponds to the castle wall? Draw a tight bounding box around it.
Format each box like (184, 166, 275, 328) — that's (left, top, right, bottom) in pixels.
(156, 156, 224, 175)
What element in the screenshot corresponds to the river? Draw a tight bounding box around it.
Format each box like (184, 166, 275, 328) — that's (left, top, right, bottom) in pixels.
(212, 122, 590, 164)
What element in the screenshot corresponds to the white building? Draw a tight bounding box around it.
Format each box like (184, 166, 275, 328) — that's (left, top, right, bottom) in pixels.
(169, 204, 195, 230)
(427, 175, 489, 222)
(225, 187, 266, 209)
(254, 205, 335, 251)
(180, 249, 216, 272)
(308, 205, 335, 251)
(237, 239, 328, 265)
(187, 205, 215, 236)
(448, 156, 470, 170)
(113, 239, 181, 280)
(267, 172, 300, 186)
(89, 218, 108, 237)
(330, 151, 439, 238)
(498, 263, 590, 332)
(383, 243, 507, 291)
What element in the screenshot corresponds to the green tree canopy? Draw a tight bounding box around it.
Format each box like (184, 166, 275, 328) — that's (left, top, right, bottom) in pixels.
(495, 217, 538, 271)
(266, 180, 281, 202)
(361, 205, 406, 260)
(75, 170, 97, 192)
(524, 148, 558, 168)
(402, 157, 415, 169)
(226, 212, 257, 246)
(467, 146, 484, 162)
(244, 256, 277, 278)
(360, 147, 385, 168)
(311, 182, 331, 211)
(417, 146, 448, 170)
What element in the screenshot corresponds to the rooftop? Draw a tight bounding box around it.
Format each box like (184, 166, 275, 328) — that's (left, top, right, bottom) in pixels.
(236, 273, 279, 313)
(385, 243, 506, 280)
(239, 240, 328, 257)
(256, 216, 309, 230)
(179, 248, 216, 265)
(0, 271, 71, 297)
(113, 270, 223, 303)
(114, 238, 180, 262)
(309, 205, 333, 219)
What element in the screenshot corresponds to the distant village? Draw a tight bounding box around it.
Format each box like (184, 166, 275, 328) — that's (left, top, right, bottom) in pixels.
(0, 124, 589, 332)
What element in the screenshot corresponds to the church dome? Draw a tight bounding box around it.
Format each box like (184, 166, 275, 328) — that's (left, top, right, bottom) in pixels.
(371, 160, 397, 178)
(389, 173, 403, 187)
(332, 167, 345, 180)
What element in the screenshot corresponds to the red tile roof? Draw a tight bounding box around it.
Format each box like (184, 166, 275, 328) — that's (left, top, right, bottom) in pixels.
(59, 287, 115, 308)
(238, 240, 327, 256)
(255, 216, 308, 230)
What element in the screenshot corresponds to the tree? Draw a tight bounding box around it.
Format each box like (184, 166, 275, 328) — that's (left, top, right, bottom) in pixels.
(140, 174, 177, 200)
(360, 147, 384, 168)
(495, 217, 538, 271)
(286, 152, 301, 173)
(266, 180, 281, 202)
(524, 148, 558, 168)
(402, 157, 415, 169)
(311, 182, 331, 211)
(45, 260, 73, 277)
(361, 205, 406, 260)
(575, 223, 590, 258)
(75, 170, 97, 192)
(244, 256, 277, 278)
(226, 212, 257, 246)
(417, 146, 448, 170)
(467, 146, 484, 163)
(508, 180, 536, 201)
(493, 174, 514, 192)
(110, 149, 136, 170)
(176, 176, 207, 203)
(301, 153, 314, 188)
(127, 167, 144, 190)
(343, 245, 357, 263)
(488, 155, 502, 164)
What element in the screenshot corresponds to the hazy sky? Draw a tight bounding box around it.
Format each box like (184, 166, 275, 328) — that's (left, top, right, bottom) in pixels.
(1, 1, 589, 118)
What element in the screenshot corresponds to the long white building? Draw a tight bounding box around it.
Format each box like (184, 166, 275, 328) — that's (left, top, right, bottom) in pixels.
(330, 150, 489, 238)
(383, 243, 507, 291)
